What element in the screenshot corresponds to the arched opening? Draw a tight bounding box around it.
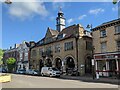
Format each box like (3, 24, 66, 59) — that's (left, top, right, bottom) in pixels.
(39, 60, 44, 72)
(55, 58, 62, 71)
(46, 58, 52, 67)
(85, 56, 92, 74)
(66, 57, 75, 74)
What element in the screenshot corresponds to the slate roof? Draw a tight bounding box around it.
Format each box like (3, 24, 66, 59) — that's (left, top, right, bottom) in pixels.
(92, 18, 120, 31)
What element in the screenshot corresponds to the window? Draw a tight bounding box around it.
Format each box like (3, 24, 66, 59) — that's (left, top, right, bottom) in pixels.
(39, 48, 44, 55)
(55, 44, 60, 53)
(115, 26, 120, 34)
(64, 41, 73, 51)
(86, 41, 92, 50)
(117, 41, 120, 51)
(100, 30, 106, 37)
(25, 52, 28, 56)
(101, 42, 107, 53)
(32, 50, 37, 57)
(57, 34, 66, 39)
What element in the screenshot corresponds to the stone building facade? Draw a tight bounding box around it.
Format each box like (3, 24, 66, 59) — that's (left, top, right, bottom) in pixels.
(30, 10, 93, 76)
(92, 19, 120, 77)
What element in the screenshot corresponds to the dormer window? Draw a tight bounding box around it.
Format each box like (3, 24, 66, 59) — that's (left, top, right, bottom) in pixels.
(57, 34, 66, 39)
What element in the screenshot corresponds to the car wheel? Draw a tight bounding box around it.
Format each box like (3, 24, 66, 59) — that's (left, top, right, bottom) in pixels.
(41, 73, 44, 76)
(49, 73, 52, 77)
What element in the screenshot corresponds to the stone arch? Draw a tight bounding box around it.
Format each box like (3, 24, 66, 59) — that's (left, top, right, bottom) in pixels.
(54, 58, 62, 70)
(46, 58, 52, 67)
(85, 55, 92, 74)
(64, 55, 77, 66)
(64, 55, 76, 74)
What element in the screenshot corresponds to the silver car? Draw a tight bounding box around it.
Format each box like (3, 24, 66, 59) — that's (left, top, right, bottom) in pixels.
(26, 69, 39, 75)
(16, 69, 26, 74)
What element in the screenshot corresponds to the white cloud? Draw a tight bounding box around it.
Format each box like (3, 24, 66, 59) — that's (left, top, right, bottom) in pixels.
(67, 18, 74, 24)
(78, 15, 87, 20)
(112, 6, 118, 11)
(89, 8, 105, 15)
(8, 0, 49, 20)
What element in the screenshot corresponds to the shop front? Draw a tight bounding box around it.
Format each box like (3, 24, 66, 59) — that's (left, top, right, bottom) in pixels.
(94, 52, 120, 77)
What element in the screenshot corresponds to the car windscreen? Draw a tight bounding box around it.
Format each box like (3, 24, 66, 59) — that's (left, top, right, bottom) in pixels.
(52, 68, 59, 71)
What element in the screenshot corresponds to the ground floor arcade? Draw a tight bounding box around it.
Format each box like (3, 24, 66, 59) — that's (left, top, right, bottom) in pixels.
(30, 54, 92, 76)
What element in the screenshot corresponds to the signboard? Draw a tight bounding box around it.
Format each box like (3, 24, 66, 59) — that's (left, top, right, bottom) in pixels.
(92, 59, 94, 66)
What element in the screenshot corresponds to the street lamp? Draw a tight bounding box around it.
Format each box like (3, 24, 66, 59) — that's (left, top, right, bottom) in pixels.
(115, 55, 119, 79)
(5, 0, 12, 4)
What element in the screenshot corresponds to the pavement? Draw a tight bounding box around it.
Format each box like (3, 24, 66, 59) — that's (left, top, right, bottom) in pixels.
(60, 75, 120, 85)
(2, 74, 118, 88)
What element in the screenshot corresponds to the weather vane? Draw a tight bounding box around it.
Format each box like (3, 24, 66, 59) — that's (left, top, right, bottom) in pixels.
(5, 0, 12, 4)
(59, 6, 62, 12)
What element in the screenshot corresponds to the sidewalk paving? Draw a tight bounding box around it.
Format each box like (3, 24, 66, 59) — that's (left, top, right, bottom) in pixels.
(60, 75, 120, 85)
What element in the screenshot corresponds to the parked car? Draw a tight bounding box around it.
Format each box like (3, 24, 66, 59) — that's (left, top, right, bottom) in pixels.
(26, 69, 39, 75)
(41, 67, 60, 77)
(2, 68, 7, 73)
(16, 69, 26, 74)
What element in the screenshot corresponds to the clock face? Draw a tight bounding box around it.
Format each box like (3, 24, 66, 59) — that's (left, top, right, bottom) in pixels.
(60, 19, 65, 24)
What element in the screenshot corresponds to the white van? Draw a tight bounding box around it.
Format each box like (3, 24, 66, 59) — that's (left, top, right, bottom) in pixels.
(41, 67, 60, 77)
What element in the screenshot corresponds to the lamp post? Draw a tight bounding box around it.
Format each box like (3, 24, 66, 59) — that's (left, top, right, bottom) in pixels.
(115, 55, 119, 79)
(86, 24, 95, 79)
(92, 59, 95, 79)
(5, 0, 12, 4)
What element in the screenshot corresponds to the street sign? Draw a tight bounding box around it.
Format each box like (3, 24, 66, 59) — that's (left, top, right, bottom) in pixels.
(92, 59, 94, 66)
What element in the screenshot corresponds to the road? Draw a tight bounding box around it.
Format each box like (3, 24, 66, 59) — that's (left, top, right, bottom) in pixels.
(2, 74, 118, 88)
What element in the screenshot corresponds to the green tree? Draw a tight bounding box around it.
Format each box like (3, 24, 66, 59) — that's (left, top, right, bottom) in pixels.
(0, 49, 4, 65)
(6, 57, 16, 73)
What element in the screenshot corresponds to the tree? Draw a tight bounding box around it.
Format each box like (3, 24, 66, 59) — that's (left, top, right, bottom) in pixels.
(6, 58, 16, 73)
(0, 49, 4, 65)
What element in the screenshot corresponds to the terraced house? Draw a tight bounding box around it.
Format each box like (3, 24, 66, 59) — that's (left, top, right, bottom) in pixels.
(30, 9, 93, 76)
(92, 19, 120, 77)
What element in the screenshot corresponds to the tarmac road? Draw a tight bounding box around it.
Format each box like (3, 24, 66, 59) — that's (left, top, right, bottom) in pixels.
(2, 74, 118, 88)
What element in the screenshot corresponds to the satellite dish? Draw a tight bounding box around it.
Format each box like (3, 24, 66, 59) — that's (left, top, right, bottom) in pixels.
(5, 0, 12, 4)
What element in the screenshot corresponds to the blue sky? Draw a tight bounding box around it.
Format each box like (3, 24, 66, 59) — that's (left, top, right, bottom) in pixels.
(1, 2, 118, 49)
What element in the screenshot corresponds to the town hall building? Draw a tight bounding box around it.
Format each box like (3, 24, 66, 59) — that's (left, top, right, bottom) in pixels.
(30, 9, 93, 76)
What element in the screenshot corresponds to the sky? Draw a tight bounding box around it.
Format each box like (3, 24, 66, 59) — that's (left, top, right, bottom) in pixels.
(1, 1, 119, 49)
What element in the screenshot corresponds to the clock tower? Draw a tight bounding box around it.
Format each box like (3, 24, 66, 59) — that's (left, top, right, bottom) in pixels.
(56, 8, 66, 32)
